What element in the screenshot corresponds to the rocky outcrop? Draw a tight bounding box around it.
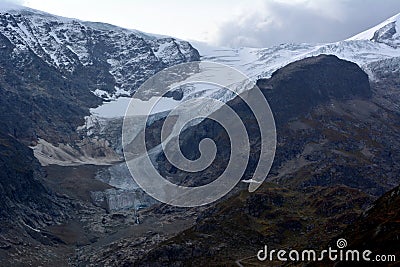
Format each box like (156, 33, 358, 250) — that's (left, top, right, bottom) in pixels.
(256, 54, 371, 124)
(0, 132, 68, 229)
(370, 18, 400, 48)
(0, 28, 101, 143)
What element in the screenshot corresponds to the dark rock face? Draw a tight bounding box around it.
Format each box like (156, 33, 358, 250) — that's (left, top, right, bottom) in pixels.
(0, 133, 66, 227)
(0, 31, 102, 143)
(370, 20, 400, 48)
(257, 54, 371, 124)
(338, 184, 400, 265)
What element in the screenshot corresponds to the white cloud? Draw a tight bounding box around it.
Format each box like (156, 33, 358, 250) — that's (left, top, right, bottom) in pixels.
(211, 0, 400, 48)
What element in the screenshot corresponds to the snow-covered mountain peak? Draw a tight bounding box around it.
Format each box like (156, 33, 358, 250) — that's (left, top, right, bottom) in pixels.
(348, 12, 400, 48)
(0, 6, 200, 98)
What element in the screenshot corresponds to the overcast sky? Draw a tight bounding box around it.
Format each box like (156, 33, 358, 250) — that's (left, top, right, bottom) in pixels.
(4, 0, 400, 48)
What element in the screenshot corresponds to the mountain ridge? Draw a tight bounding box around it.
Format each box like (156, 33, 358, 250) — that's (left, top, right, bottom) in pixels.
(0, 5, 200, 99)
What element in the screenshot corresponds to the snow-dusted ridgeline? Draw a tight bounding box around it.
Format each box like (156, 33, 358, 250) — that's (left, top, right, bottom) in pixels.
(0, 4, 200, 99)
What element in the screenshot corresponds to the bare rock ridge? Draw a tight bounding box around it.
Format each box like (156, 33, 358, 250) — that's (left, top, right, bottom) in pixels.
(258, 54, 371, 123)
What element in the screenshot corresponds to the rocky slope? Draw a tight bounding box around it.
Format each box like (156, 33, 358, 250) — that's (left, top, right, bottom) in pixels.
(0, 133, 66, 226)
(0, 133, 74, 266)
(0, 6, 199, 97)
(135, 184, 373, 266)
(339, 184, 400, 265)
(0, 26, 101, 143)
(125, 55, 400, 265)
(308, 184, 400, 267)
